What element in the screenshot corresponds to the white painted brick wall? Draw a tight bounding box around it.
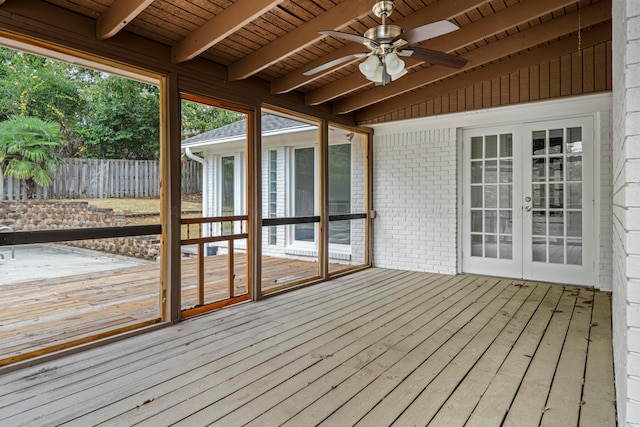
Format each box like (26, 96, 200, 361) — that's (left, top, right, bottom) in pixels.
(350, 138, 366, 265)
(372, 97, 613, 285)
(613, 0, 640, 424)
(599, 110, 614, 291)
(373, 128, 458, 274)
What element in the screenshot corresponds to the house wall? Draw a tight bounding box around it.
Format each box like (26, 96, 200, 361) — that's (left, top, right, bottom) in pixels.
(612, 0, 640, 425)
(373, 128, 458, 274)
(372, 94, 613, 290)
(198, 140, 366, 266)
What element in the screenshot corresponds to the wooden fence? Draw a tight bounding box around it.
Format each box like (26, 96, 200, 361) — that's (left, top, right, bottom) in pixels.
(1, 158, 202, 199)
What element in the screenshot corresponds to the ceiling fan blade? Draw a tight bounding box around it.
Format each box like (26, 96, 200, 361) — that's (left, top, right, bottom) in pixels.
(303, 53, 368, 76)
(396, 20, 459, 44)
(401, 47, 469, 69)
(319, 30, 377, 46)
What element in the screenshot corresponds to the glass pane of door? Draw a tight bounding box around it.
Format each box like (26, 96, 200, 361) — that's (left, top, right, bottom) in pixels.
(527, 127, 583, 266)
(469, 134, 514, 261)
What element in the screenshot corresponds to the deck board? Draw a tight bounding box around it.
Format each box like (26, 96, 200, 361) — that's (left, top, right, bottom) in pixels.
(0, 254, 338, 364)
(0, 269, 616, 426)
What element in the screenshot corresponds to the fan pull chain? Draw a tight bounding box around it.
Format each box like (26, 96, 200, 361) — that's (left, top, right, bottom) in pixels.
(578, 1, 582, 56)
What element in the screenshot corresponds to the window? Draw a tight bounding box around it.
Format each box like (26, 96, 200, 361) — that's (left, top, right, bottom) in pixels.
(268, 150, 277, 245)
(221, 156, 235, 216)
(294, 147, 315, 242)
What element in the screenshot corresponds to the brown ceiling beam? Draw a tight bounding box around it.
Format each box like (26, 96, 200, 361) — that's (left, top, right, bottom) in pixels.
(96, 0, 155, 41)
(357, 23, 612, 121)
(227, 0, 373, 81)
(270, 0, 491, 94)
(172, 0, 286, 64)
(306, 0, 583, 107)
(333, 0, 611, 114)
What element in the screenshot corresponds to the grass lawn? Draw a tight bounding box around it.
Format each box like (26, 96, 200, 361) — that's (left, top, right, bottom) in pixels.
(49, 197, 202, 238)
(52, 197, 201, 214)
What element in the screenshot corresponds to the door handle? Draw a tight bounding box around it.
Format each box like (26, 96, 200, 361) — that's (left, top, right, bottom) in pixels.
(525, 206, 532, 212)
(525, 196, 532, 202)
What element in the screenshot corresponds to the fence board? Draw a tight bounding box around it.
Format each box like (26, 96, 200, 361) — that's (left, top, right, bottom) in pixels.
(1, 158, 202, 199)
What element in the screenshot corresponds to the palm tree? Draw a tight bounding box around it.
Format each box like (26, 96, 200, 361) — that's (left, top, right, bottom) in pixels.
(0, 116, 64, 199)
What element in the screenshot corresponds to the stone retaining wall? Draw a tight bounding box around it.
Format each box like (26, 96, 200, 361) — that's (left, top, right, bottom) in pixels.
(0, 201, 160, 261)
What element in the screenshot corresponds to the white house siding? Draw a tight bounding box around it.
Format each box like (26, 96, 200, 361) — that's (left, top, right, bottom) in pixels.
(372, 95, 613, 288)
(261, 146, 289, 259)
(613, 0, 640, 424)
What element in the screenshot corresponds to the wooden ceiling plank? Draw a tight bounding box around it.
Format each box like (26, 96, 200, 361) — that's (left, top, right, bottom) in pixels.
(333, 1, 610, 114)
(96, 0, 155, 41)
(311, 0, 584, 106)
(271, 0, 491, 94)
(227, 0, 373, 81)
(307, 0, 578, 106)
(357, 22, 611, 121)
(172, 0, 286, 64)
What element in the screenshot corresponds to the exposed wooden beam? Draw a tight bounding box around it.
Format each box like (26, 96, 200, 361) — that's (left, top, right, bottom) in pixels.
(332, 0, 611, 114)
(227, 0, 373, 81)
(96, 0, 154, 41)
(357, 23, 612, 121)
(270, 0, 491, 94)
(306, 0, 584, 107)
(172, 0, 286, 64)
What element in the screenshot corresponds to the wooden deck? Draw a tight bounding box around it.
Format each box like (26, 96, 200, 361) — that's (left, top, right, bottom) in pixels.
(0, 253, 324, 365)
(0, 268, 615, 426)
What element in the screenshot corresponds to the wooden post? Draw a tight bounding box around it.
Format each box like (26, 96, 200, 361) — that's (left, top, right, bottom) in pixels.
(198, 242, 205, 306)
(250, 108, 262, 301)
(319, 119, 329, 280)
(160, 73, 182, 323)
(228, 238, 235, 298)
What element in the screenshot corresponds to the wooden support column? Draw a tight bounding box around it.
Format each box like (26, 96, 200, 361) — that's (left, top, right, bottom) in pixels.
(160, 72, 182, 323)
(250, 108, 262, 301)
(319, 120, 329, 280)
(366, 130, 374, 267)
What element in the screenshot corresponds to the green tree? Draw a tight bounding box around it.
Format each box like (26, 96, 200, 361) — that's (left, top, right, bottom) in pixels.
(181, 101, 243, 138)
(0, 47, 84, 156)
(78, 75, 160, 159)
(0, 116, 64, 198)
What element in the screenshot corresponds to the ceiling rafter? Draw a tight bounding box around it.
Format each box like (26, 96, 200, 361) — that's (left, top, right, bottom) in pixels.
(96, 0, 155, 41)
(305, 0, 583, 107)
(358, 23, 612, 121)
(172, 0, 286, 64)
(227, 0, 373, 81)
(333, 1, 610, 114)
(270, 0, 492, 95)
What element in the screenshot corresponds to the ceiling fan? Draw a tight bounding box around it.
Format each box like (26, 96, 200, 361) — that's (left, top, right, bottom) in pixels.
(304, 0, 469, 84)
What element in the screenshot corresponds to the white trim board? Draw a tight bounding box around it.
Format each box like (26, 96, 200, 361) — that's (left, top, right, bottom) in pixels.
(369, 93, 613, 135)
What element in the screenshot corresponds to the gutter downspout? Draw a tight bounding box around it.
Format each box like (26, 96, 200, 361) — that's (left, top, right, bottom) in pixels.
(184, 147, 209, 221)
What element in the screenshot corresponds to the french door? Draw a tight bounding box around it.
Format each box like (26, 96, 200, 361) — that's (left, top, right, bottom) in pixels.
(462, 117, 594, 285)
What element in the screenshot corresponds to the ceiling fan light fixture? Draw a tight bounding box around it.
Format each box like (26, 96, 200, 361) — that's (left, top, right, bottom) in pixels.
(384, 52, 405, 75)
(359, 55, 382, 78)
(369, 64, 385, 83)
(390, 67, 408, 81)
